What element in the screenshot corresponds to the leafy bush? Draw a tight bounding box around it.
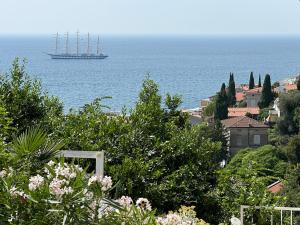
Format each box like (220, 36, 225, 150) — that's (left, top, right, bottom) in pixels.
(0, 58, 63, 137)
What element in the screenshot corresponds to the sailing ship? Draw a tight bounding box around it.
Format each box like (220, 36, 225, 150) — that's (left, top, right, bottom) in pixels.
(48, 32, 108, 59)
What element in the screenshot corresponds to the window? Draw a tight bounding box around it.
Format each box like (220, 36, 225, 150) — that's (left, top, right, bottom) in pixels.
(254, 135, 261, 145)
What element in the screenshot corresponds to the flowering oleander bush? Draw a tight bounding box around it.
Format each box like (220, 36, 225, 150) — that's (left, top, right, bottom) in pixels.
(0, 160, 209, 225)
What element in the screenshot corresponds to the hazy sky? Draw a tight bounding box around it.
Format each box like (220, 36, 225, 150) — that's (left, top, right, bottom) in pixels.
(1, 0, 300, 35)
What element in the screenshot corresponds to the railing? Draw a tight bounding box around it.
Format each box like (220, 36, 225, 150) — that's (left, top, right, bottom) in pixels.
(240, 205, 300, 225)
(56, 150, 104, 177)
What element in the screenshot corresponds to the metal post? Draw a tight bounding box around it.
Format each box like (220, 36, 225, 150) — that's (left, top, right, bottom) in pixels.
(271, 213, 273, 225)
(281, 210, 283, 225)
(95, 151, 104, 177)
(240, 206, 244, 225)
(291, 210, 293, 225)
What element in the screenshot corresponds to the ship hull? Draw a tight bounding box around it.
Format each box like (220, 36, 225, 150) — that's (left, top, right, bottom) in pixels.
(48, 54, 108, 60)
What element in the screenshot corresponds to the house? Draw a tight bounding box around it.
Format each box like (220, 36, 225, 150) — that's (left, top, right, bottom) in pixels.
(182, 108, 203, 125)
(244, 87, 262, 107)
(228, 107, 260, 119)
(267, 181, 283, 193)
(221, 116, 269, 155)
(267, 98, 280, 123)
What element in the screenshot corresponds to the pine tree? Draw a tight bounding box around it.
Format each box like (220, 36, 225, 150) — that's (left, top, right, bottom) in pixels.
(258, 74, 262, 87)
(215, 83, 228, 120)
(249, 72, 255, 89)
(258, 74, 273, 109)
(227, 73, 236, 106)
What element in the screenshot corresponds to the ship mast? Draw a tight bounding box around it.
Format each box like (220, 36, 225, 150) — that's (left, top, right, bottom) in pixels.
(87, 33, 90, 55)
(76, 30, 79, 55)
(97, 36, 100, 55)
(55, 32, 58, 54)
(65, 32, 69, 54)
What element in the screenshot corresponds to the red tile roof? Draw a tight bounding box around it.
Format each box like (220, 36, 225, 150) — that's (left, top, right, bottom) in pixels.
(228, 107, 260, 117)
(236, 92, 245, 102)
(245, 87, 262, 94)
(267, 181, 283, 193)
(221, 116, 268, 128)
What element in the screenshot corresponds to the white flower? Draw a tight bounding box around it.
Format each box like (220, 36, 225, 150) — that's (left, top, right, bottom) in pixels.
(47, 160, 55, 167)
(116, 196, 133, 208)
(28, 174, 44, 191)
(9, 186, 28, 199)
(88, 175, 113, 191)
(88, 175, 99, 186)
(0, 169, 7, 178)
(101, 176, 112, 191)
(136, 198, 152, 211)
(49, 178, 71, 197)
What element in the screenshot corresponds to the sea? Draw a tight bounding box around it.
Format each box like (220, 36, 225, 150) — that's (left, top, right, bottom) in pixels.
(0, 35, 300, 112)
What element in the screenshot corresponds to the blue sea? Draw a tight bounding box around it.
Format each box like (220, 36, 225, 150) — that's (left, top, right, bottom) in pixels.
(0, 35, 300, 112)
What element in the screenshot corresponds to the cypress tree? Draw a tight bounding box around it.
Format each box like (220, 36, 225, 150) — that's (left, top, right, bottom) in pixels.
(249, 72, 255, 89)
(215, 83, 228, 120)
(227, 73, 236, 106)
(297, 78, 300, 91)
(258, 74, 273, 109)
(258, 74, 262, 87)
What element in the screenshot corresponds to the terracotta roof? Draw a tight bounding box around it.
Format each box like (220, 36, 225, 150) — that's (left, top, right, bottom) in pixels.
(245, 87, 262, 94)
(235, 92, 245, 102)
(267, 181, 283, 193)
(228, 107, 260, 117)
(221, 116, 268, 128)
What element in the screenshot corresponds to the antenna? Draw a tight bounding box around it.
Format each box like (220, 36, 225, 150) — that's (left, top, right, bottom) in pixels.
(97, 36, 100, 55)
(87, 33, 90, 55)
(55, 32, 58, 54)
(76, 30, 79, 55)
(65, 32, 69, 54)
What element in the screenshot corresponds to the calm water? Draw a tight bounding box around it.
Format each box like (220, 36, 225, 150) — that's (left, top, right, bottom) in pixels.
(0, 35, 300, 111)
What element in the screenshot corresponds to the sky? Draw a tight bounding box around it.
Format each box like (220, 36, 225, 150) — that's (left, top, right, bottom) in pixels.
(0, 0, 300, 36)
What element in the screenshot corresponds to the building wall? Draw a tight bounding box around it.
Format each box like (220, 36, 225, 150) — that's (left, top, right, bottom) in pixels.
(228, 127, 268, 155)
(245, 93, 261, 107)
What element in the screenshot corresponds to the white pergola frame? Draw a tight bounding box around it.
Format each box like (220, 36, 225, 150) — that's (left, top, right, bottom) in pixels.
(56, 150, 104, 177)
(240, 205, 300, 225)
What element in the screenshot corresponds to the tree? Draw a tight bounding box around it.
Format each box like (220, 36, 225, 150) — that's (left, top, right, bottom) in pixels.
(297, 78, 300, 91)
(0, 58, 63, 137)
(258, 74, 262, 87)
(258, 74, 273, 109)
(277, 91, 300, 135)
(214, 83, 228, 120)
(215, 145, 287, 223)
(249, 72, 255, 89)
(227, 73, 236, 106)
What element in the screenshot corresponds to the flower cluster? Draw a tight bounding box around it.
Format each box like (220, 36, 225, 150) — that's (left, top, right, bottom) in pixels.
(88, 175, 112, 191)
(9, 186, 29, 199)
(136, 197, 152, 211)
(28, 174, 44, 191)
(116, 196, 133, 208)
(156, 206, 209, 225)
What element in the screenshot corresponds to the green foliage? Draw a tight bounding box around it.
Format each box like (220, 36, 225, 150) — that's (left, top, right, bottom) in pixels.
(249, 72, 255, 89)
(258, 74, 274, 109)
(0, 58, 63, 137)
(297, 78, 300, 91)
(227, 73, 236, 106)
(214, 83, 228, 121)
(277, 91, 300, 135)
(215, 145, 287, 222)
(8, 126, 64, 174)
(284, 134, 300, 164)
